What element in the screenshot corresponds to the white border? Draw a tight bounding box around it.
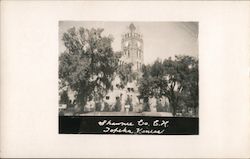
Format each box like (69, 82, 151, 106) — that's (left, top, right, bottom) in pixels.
(1, 1, 250, 158)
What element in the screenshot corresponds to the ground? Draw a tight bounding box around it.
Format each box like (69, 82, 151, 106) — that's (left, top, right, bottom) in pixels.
(74, 111, 173, 116)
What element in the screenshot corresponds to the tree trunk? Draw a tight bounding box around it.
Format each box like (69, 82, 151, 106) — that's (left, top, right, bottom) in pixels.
(172, 105, 176, 117)
(168, 97, 177, 117)
(143, 97, 150, 112)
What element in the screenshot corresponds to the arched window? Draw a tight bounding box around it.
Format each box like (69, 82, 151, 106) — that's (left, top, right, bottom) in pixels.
(128, 51, 130, 58)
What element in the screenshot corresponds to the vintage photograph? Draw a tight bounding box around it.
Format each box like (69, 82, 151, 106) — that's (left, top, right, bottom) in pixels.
(2, 0, 250, 157)
(59, 21, 199, 134)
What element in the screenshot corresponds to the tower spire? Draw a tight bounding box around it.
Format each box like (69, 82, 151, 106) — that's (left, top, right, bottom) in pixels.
(129, 23, 136, 32)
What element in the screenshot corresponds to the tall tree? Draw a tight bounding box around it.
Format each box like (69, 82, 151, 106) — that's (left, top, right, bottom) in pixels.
(162, 56, 198, 116)
(138, 55, 198, 116)
(138, 64, 155, 111)
(59, 27, 120, 110)
(174, 56, 198, 115)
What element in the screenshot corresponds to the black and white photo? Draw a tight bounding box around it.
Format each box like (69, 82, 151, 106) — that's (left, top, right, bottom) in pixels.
(1, 1, 250, 157)
(59, 21, 199, 134)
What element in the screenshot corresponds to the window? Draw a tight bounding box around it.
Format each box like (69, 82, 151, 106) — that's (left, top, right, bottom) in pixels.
(116, 84, 119, 88)
(106, 96, 110, 100)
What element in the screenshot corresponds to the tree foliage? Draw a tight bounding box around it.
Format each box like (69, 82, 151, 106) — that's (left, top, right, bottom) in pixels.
(59, 27, 120, 109)
(117, 63, 138, 88)
(125, 96, 133, 112)
(114, 98, 122, 112)
(138, 55, 198, 116)
(59, 91, 70, 105)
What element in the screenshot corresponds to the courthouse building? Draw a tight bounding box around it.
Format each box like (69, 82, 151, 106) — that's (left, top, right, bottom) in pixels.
(103, 23, 144, 112)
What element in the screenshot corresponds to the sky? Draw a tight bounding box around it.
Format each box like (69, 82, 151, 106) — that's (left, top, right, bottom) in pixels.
(59, 21, 198, 65)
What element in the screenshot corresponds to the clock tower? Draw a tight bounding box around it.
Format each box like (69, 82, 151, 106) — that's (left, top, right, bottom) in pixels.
(121, 23, 144, 72)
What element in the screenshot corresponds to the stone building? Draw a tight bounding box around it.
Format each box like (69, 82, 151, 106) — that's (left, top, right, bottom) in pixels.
(103, 23, 144, 112)
(104, 23, 171, 113)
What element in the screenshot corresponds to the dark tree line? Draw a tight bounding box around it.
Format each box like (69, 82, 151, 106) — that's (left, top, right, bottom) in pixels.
(138, 56, 198, 116)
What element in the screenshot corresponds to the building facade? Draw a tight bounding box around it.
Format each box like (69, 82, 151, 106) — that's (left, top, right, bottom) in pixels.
(103, 23, 144, 112)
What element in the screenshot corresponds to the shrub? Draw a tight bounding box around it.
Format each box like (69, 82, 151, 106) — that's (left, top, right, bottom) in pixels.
(59, 91, 70, 105)
(125, 96, 133, 112)
(114, 99, 122, 112)
(156, 99, 165, 112)
(95, 102, 102, 111)
(103, 102, 110, 112)
(142, 98, 150, 112)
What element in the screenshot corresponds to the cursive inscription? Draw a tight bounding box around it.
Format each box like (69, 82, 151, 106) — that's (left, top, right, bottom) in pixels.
(103, 127, 133, 134)
(98, 120, 134, 126)
(98, 119, 169, 135)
